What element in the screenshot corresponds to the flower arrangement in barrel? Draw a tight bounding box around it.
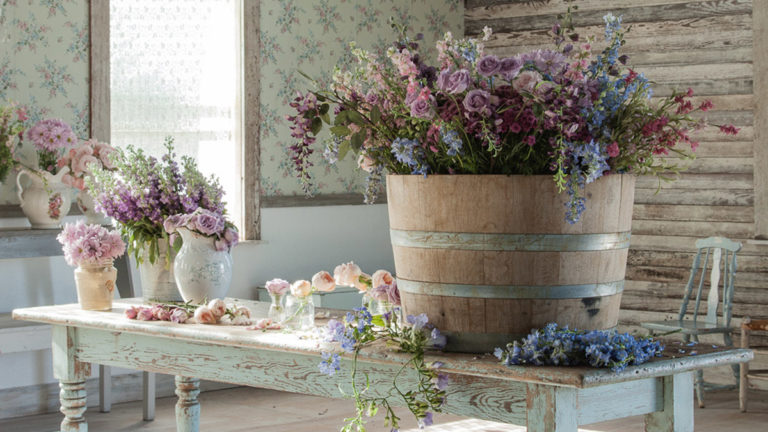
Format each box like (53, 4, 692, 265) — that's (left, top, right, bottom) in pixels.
(287, 12, 739, 223)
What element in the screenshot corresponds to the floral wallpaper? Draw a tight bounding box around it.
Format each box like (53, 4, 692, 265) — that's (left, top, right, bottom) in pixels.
(0, 0, 90, 204)
(259, 0, 463, 197)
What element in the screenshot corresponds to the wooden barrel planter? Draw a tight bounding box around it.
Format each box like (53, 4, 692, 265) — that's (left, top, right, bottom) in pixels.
(386, 174, 636, 353)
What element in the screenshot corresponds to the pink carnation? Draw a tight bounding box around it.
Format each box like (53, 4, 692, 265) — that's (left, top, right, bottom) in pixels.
(57, 221, 126, 267)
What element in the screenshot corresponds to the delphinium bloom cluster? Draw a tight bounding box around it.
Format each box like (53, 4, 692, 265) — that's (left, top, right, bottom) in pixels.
(164, 208, 239, 252)
(319, 308, 447, 432)
(125, 298, 252, 326)
(58, 138, 117, 190)
(494, 323, 664, 373)
(287, 11, 739, 223)
(56, 221, 126, 267)
(0, 104, 26, 182)
(26, 118, 78, 174)
(88, 137, 226, 264)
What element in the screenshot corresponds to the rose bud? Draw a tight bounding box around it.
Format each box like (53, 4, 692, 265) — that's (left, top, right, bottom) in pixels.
(312, 270, 336, 292)
(207, 298, 227, 319)
(194, 306, 217, 324)
(290, 280, 312, 298)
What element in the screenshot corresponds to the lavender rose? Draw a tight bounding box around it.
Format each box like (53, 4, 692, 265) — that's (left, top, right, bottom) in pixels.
(436, 68, 451, 91)
(410, 97, 435, 119)
(163, 214, 187, 234)
(499, 56, 523, 80)
(364, 91, 379, 105)
(476, 55, 501, 77)
(463, 89, 491, 115)
(194, 210, 225, 236)
(445, 69, 471, 94)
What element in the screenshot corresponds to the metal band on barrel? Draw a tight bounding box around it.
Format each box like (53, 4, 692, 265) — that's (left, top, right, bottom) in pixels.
(389, 229, 631, 252)
(397, 279, 624, 299)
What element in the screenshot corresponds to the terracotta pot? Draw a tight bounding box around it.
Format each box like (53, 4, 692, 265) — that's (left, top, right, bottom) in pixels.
(386, 174, 636, 353)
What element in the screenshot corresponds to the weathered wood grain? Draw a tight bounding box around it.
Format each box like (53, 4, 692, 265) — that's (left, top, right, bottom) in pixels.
(633, 189, 753, 206)
(752, 0, 768, 237)
(632, 204, 753, 222)
(630, 235, 768, 255)
(635, 174, 753, 190)
(628, 251, 768, 273)
(88, 0, 110, 142)
(466, 0, 753, 34)
(656, 158, 753, 174)
(631, 220, 754, 238)
(644, 373, 695, 432)
(242, 0, 261, 240)
(465, 0, 744, 18)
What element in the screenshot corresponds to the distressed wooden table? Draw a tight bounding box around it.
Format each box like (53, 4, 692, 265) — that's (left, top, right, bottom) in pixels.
(13, 299, 752, 432)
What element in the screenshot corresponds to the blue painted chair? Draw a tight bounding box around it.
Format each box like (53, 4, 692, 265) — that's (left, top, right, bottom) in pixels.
(641, 236, 742, 408)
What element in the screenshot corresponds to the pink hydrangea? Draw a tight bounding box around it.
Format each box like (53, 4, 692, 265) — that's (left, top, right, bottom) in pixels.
(57, 221, 126, 267)
(26, 119, 77, 152)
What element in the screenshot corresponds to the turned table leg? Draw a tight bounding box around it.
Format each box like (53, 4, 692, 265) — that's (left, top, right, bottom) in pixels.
(52, 326, 91, 432)
(175, 376, 200, 432)
(644, 372, 694, 432)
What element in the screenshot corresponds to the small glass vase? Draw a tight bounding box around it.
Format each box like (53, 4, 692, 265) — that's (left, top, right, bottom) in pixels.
(283, 294, 314, 331)
(268, 292, 285, 322)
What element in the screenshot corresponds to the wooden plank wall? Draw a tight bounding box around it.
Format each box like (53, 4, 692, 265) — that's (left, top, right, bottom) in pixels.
(464, 0, 768, 347)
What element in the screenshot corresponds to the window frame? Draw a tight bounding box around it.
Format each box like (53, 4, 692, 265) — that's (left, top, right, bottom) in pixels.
(89, 0, 262, 240)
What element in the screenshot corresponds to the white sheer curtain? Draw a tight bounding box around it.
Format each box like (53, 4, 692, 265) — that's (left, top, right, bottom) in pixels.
(110, 0, 240, 221)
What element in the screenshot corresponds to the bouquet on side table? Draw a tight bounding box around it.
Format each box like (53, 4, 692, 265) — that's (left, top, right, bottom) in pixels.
(0, 104, 26, 183)
(57, 221, 126, 311)
(15, 117, 79, 228)
(57, 137, 117, 223)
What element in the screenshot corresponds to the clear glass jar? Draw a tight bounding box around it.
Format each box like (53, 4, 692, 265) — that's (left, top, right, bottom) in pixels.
(283, 294, 315, 331)
(268, 292, 285, 322)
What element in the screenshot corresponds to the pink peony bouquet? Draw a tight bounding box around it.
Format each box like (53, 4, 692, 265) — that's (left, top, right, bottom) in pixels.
(57, 138, 117, 190)
(57, 221, 126, 267)
(26, 118, 78, 175)
(164, 208, 239, 252)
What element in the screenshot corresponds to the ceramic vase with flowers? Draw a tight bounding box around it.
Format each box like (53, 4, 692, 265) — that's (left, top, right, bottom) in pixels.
(88, 137, 227, 302)
(15, 118, 78, 228)
(164, 208, 239, 304)
(57, 221, 126, 310)
(286, 14, 743, 352)
(58, 137, 117, 225)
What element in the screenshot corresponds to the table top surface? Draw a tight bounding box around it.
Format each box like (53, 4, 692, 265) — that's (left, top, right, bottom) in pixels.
(13, 298, 753, 389)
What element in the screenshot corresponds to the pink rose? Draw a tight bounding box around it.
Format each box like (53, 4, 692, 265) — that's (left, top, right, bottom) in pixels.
(513, 70, 542, 94)
(194, 306, 217, 324)
(355, 272, 372, 293)
(265, 278, 290, 296)
(290, 280, 312, 298)
(125, 306, 139, 319)
(371, 270, 394, 291)
(312, 270, 336, 292)
(357, 154, 375, 173)
(207, 299, 227, 319)
(334, 262, 363, 287)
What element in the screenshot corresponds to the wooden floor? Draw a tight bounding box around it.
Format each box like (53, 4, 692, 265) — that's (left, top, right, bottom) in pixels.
(1, 387, 766, 431)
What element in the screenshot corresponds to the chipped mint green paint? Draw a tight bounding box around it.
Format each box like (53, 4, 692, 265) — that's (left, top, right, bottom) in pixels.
(397, 279, 625, 299)
(12, 300, 752, 432)
(389, 229, 632, 251)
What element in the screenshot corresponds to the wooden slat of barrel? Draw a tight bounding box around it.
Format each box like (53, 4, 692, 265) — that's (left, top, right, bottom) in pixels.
(386, 174, 636, 353)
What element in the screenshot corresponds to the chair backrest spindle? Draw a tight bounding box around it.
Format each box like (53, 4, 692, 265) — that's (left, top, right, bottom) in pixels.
(681, 237, 742, 325)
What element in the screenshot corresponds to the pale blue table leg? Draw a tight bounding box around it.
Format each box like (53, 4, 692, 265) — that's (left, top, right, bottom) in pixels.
(175, 376, 200, 432)
(526, 383, 579, 432)
(645, 372, 694, 432)
(52, 326, 91, 432)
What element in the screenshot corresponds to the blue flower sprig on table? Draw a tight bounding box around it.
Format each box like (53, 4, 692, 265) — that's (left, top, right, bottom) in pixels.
(494, 323, 664, 372)
(319, 307, 448, 432)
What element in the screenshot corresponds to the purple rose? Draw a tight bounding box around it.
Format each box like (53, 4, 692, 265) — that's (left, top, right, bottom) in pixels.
(499, 56, 523, 80)
(163, 214, 186, 234)
(513, 71, 542, 94)
(436, 68, 451, 91)
(223, 227, 239, 247)
(476, 55, 501, 77)
(463, 89, 491, 114)
(364, 91, 379, 105)
(194, 210, 224, 236)
(445, 69, 471, 94)
(387, 281, 401, 306)
(410, 97, 435, 119)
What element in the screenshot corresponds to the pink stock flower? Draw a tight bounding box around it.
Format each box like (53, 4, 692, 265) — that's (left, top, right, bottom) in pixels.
(57, 221, 126, 267)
